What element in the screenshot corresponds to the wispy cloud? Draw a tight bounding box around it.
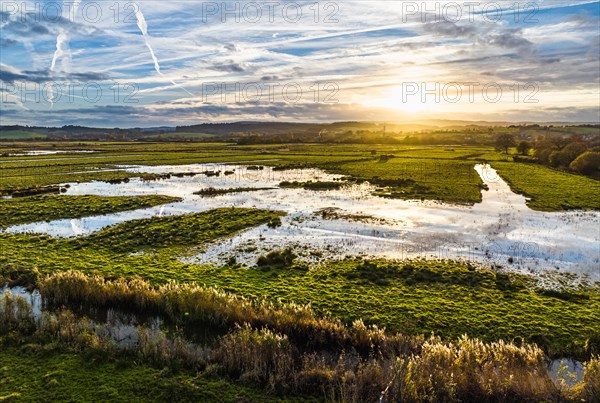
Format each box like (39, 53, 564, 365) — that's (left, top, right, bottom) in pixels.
(0, 0, 598, 126)
(132, 3, 195, 97)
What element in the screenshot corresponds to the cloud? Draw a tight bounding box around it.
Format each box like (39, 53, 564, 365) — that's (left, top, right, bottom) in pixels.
(50, 0, 82, 74)
(423, 20, 535, 56)
(0, 70, 26, 83)
(210, 60, 247, 73)
(0, 1, 597, 126)
(1, 12, 101, 38)
(224, 43, 240, 52)
(498, 107, 600, 123)
(425, 21, 477, 37)
(479, 31, 534, 55)
(0, 67, 110, 84)
(0, 37, 18, 48)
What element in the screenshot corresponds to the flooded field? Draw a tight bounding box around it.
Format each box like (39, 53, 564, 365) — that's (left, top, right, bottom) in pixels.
(5, 163, 598, 279)
(2, 150, 98, 157)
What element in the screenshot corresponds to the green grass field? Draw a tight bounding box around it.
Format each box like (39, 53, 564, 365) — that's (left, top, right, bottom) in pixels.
(0, 130, 47, 140)
(0, 346, 293, 402)
(1, 142, 596, 210)
(1, 209, 598, 359)
(492, 161, 600, 211)
(1, 141, 599, 400)
(337, 157, 482, 203)
(180, 258, 600, 359)
(0, 143, 599, 352)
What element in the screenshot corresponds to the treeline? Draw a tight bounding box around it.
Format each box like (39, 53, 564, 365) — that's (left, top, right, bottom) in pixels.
(3, 123, 599, 147)
(0, 125, 176, 142)
(535, 136, 600, 176)
(496, 133, 600, 177)
(236, 131, 402, 144)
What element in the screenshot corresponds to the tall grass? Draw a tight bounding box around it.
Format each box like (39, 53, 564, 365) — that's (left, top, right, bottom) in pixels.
(213, 325, 296, 392)
(572, 356, 600, 401)
(0, 292, 207, 368)
(137, 327, 208, 368)
(0, 291, 35, 334)
(211, 326, 565, 402)
(38, 271, 423, 355)
(1, 287, 599, 402)
(385, 336, 559, 402)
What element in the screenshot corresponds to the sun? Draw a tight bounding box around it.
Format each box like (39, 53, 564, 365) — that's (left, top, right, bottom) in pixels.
(364, 85, 434, 114)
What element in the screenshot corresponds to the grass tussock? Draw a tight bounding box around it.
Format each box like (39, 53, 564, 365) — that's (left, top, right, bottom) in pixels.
(571, 356, 600, 401)
(256, 248, 299, 269)
(213, 326, 568, 402)
(0, 291, 35, 334)
(213, 325, 296, 392)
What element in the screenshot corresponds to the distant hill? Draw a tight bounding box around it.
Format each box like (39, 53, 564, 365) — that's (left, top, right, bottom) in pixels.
(1, 121, 598, 144)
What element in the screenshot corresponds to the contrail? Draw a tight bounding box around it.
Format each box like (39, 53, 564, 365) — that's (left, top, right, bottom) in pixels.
(50, 32, 67, 72)
(50, 0, 80, 73)
(133, 5, 194, 97)
(49, 0, 81, 108)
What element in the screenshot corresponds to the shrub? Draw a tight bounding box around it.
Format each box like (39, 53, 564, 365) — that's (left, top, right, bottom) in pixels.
(256, 248, 296, 268)
(535, 146, 556, 165)
(569, 152, 600, 175)
(516, 140, 532, 156)
(554, 142, 588, 167)
(267, 217, 282, 228)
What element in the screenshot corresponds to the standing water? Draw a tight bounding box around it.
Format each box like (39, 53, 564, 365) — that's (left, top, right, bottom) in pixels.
(4, 163, 599, 279)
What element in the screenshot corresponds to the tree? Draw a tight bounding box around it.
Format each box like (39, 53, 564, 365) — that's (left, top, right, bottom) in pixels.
(516, 140, 532, 156)
(495, 134, 516, 154)
(549, 151, 562, 167)
(569, 152, 600, 175)
(549, 142, 587, 168)
(558, 142, 587, 166)
(534, 139, 557, 164)
(551, 136, 571, 150)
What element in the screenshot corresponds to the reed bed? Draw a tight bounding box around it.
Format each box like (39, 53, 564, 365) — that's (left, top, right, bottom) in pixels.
(0, 291, 35, 334)
(2, 272, 599, 401)
(572, 356, 600, 402)
(2, 292, 598, 402)
(0, 292, 207, 368)
(212, 327, 576, 402)
(38, 270, 423, 355)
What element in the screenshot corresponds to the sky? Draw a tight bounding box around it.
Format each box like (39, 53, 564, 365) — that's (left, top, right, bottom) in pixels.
(0, 0, 599, 127)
